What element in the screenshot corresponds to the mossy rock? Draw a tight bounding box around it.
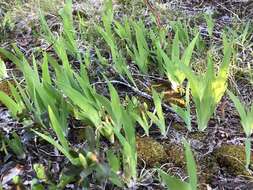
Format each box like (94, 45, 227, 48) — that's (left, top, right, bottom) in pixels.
(136, 136, 188, 168)
(136, 136, 168, 167)
(164, 142, 185, 168)
(198, 154, 219, 185)
(213, 144, 253, 176)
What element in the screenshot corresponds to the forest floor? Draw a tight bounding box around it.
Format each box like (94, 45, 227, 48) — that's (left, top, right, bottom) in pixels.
(1, 0, 253, 189)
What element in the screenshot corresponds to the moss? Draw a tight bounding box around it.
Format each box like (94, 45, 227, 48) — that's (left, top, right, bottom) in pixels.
(115, 0, 132, 5)
(198, 154, 219, 185)
(213, 144, 253, 176)
(172, 123, 187, 132)
(0, 79, 13, 96)
(164, 143, 185, 168)
(189, 131, 207, 141)
(136, 136, 168, 167)
(136, 135, 187, 168)
(0, 80, 17, 107)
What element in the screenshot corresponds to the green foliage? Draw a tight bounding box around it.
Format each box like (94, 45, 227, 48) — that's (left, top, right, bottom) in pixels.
(228, 90, 253, 169)
(114, 18, 132, 44)
(92, 83, 137, 184)
(33, 164, 47, 180)
(129, 98, 150, 136)
(171, 84, 191, 131)
(127, 20, 149, 73)
(147, 90, 166, 137)
(227, 91, 253, 137)
(180, 36, 232, 131)
(107, 150, 121, 173)
(0, 90, 23, 118)
(33, 106, 81, 166)
(0, 0, 242, 188)
(60, 82, 114, 142)
(59, 0, 80, 59)
(96, 0, 134, 84)
(204, 13, 215, 37)
(0, 9, 15, 40)
(0, 48, 69, 130)
(236, 21, 252, 46)
(156, 31, 199, 89)
(40, 0, 80, 61)
(159, 139, 197, 190)
(171, 20, 190, 46)
(6, 132, 25, 159)
(113, 109, 137, 184)
(0, 59, 8, 79)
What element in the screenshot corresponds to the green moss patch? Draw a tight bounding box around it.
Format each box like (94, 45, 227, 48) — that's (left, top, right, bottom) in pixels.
(136, 136, 168, 167)
(213, 144, 253, 176)
(0, 79, 13, 96)
(136, 136, 185, 168)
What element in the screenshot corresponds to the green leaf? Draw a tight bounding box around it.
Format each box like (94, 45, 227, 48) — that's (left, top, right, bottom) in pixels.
(7, 132, 25, 159)
(240, 21, 250, 45)
(204, 14, 214, 37)
(171, 103, 191, 131)
(9, 82, 23, 107)
(0, 59, 8, 79)
(151, 90, 166, 136)
(131, 112, 150, 136)
(159, 170, 191, 190)
(78, 153, 88, 168)
(180, 38, 231, 131)
(182, 33, 199, 67)
(227, 91, 248, 131)
(108, 83, 122, 127)
(33, 130, 79, 166)
(42, 53, 51, 85)
(0, 48, 20, 65)
(183, 139, 197, 190)
(61, 84, 101, 126)
(48, 106, 69, 151)
(0, 91, 20, 117)
(33, 164, 47, 180)
(107, 150, 121, 173)
(219, 35, 232, 80)
(171, 31, 180, 61)
(245, 137, 251, 169)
